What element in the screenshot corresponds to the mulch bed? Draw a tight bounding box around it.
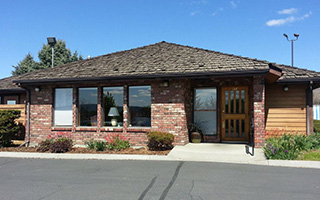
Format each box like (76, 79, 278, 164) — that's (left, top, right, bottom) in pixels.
(0, 147, 170, 155)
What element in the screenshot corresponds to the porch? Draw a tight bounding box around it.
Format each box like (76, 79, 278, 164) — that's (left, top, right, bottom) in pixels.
(168, 143, 266, 164)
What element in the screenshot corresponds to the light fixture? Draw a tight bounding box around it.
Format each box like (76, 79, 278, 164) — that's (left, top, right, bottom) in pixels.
(160, 80, 169, 87)
(108, 107, 120, 127)
(283, 33, 299, 67)
(47, 37, 57, 68)
(283, 85, 289, 92)
(35, 87, 40, 92)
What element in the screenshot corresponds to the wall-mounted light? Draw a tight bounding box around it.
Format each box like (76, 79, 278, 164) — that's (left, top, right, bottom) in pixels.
(283, 85, 289, 92)
(160, 80, 169, 87)
(35, 87, 40, 92)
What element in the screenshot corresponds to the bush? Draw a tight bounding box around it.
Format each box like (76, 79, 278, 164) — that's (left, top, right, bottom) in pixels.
(0, 110, 21, 147)
(264, 133, 320, 160)
(85, 140, 107, 151)
(85, 139, 96, 150)
(37, 138, 73, 153)
(37, 139, 53, 152)
(147, 131, 174, 151)
(49, 138, 73, 153)
(105, 134, 130, 151)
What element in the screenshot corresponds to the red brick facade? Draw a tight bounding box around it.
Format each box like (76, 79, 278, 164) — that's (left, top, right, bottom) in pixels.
(27, 77, 267, 147)
(253, 76, 265, 147)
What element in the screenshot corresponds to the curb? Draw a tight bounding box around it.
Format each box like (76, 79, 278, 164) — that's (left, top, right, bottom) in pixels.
(1, 152, 320, 169)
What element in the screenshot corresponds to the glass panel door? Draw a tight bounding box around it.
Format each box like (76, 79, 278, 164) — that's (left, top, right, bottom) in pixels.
(194, 88, 217, 135)
(221, 86, 249, 142)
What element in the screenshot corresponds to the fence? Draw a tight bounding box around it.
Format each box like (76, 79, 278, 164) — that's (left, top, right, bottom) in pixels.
(0, 104, 26, 125)
(314, 105, 320, 120)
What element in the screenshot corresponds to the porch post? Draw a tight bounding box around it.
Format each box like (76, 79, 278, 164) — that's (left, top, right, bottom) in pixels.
(253, 76, 265, 147)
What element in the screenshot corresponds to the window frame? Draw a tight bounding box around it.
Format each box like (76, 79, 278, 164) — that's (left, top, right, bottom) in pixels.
(193, 87, 218, 136)
(53, 88, 73, 127)
(102, 86, 124, 127)
(128, 85, 152, 128)
(77, 87, 98, 127)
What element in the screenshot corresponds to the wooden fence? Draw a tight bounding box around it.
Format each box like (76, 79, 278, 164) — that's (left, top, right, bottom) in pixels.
(0, 104, 26, 125)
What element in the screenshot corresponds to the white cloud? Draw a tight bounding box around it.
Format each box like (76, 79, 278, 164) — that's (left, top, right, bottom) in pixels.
(190, 10, 200, 16)
(278, 8, 298, 15)
(211, 7, 223, 16)
(266, 11, 312, 27)
(189, 0, 208, 5)
(230, 1, 237, 9)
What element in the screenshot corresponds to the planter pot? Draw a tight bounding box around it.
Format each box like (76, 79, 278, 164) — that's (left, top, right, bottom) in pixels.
(191, 132, 202, 143)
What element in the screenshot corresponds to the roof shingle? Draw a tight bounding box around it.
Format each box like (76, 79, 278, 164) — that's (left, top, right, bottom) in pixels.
(10, 41, 320, 84)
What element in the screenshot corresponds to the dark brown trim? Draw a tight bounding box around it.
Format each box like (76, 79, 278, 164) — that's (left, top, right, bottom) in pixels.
(13, 70, 270, 85)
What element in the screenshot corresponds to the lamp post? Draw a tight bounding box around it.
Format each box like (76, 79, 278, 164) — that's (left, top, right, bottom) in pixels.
(283, 33, 299, 67)
(47, 37, 57, 68)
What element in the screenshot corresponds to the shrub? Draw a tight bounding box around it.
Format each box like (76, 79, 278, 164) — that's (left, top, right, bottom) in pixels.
(50, 138, 73, 153)
(147, 131, 174, 151)
(85, 140, 107, 151)
(37, 138, 73, 153)
(37, 139, 53, 152)
(85, 139, 96, 150)
(264, 133, 320, 160)
(105, 134, 130, 151)
(0, 110, 21, 147)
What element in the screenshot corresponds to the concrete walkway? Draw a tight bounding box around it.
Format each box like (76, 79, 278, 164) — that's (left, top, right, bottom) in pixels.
(1, 143, 320, 169)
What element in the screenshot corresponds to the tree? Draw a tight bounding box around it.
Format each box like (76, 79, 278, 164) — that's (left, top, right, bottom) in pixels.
(38, 40, 83, 68)
(12, 39, 83, 75)
(12, 53, 45, 76)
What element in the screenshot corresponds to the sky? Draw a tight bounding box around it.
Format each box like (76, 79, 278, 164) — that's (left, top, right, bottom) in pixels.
(0, 0, 319, 79)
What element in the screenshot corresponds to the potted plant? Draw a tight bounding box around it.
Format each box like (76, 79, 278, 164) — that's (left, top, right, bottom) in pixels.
(189, 123, 203, 143)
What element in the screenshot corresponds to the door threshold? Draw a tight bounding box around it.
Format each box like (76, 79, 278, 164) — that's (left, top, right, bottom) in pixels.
(221, 141, 249, 144)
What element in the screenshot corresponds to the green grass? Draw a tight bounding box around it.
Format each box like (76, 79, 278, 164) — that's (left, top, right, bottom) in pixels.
(314, 120, 320, 133)
(298, 150, 320, 161)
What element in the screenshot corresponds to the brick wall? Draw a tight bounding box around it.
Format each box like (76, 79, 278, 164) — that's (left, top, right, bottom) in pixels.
(28, 80, 189, 147)
(27, 77, 267, 147)
(29, 86, 53, 146)
(151, 79, 189, 145)
(253, 76, 265, 147)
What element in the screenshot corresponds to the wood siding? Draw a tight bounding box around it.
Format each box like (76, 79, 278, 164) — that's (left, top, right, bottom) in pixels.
(0, 104, 26, 125)
(265, 84, 307, 132)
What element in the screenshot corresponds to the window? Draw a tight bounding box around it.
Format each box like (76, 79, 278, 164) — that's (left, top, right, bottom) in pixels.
(78, 88, 97, 126)
(194, 88, 217, 135)
(54, 88, 73, 126)
(7, 100, 16, 105)
(129, 86, 151, 127)
(103, 87, 123, 127)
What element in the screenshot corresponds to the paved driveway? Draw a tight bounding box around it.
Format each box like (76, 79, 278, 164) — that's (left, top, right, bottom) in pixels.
(0, 158, 319, 200)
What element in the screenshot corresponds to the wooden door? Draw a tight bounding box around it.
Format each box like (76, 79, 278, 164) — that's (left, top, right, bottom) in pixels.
(221, 86, 249, 142)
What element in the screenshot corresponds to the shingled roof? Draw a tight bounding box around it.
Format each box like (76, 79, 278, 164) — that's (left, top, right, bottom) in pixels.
(12, 41, 320, 84)
(0, 76, 25, 93)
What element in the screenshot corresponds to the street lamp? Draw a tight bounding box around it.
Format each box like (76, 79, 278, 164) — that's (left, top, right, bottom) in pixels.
(47, 37, 56, 68)
(283, 33, 299, 67)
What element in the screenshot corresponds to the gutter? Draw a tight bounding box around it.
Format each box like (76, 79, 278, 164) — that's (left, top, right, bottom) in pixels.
(12, 69, 270, 85)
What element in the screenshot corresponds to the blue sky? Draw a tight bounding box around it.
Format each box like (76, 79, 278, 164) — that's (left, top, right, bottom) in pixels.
(1, 0, 319, 79)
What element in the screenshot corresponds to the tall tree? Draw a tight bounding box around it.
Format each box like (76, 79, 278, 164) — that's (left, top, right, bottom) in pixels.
(12, 39, 83, 75)
(38, 40, 83, 68)
(12, 53, 45, 75)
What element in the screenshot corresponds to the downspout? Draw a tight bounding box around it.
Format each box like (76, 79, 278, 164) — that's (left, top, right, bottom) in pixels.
(26, 88, 31, 146)
(20, 88, 31, 147)
(306, 81, 313, 135)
